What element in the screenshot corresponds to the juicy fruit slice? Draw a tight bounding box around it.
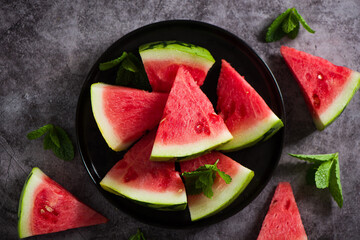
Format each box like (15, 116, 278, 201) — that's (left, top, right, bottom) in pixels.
(18, 168, 107, 239)
(150, 66, 233, 161)
(180, 151, 254, 221)
(91, 82, 168, 151)
(100, 130, 187, 210)
(257, 182, 307, 240)
(139, 40, 215, 92)
(281, 46, 360, 130)
(216, 60, 283, 151)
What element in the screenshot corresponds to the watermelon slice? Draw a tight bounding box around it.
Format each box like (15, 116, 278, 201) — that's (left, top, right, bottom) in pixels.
(18, 168, 107, 239)
(280, 46, 360, 130)
(150, 66, 233, 161)
(216, 60, 283, 151)
(180, 151, 254, 221)
(139, 40, 215, 92)
(100, 130, 187, 210)
(257, 182, 307, 240)
(90, 82, 168, 151)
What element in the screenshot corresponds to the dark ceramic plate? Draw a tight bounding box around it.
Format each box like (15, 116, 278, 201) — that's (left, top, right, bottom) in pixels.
(76, 20, 285, 228)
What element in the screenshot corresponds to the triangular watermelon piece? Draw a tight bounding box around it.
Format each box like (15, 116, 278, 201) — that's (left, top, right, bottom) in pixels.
(257, 182, 307, 240)
(90, 82, 168, 151)
(216, 60, 283, 151)
(150, 66, 233, 161)
(139, 40, 215, 92)
(281, 46, 360, 130)
(100, 130, 187, 210)
(180, 151, 254, 221)
(18, 168, 108, 239)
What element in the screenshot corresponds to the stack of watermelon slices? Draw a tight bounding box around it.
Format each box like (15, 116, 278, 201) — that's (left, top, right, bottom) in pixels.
(90, 41, 284, 221)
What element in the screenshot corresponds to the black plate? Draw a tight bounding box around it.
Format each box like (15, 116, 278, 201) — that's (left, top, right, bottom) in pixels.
(76, 20, 285, 228)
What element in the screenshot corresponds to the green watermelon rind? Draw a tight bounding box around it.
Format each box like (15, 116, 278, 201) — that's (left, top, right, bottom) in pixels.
(18, 167, 45, 239)
(189, 166, 254, 221)
(100, 178, 187, 211)
(314, 71, 360, 130)
(217, 114, 283, 152)
(139, 40, 215, 64)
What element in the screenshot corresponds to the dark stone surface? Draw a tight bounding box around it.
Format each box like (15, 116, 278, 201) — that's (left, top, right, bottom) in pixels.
(1, 0, 359, 239)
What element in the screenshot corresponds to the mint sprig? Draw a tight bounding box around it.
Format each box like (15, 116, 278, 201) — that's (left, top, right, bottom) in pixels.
(266, 7, 315, 42)
(99, 52, 151, 91)
(289, 153, 343, 207)
(27, 124, 74, 161)
(182, 160, 232, 198)
(128, 229, 146, 240)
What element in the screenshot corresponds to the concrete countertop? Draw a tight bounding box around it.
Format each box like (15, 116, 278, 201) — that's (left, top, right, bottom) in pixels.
(1, 0, 359, 239)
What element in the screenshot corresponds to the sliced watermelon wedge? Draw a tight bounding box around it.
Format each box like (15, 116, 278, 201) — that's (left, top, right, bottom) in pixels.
(139, 40, 215, 92)
(257, 182, 307, 240)
(90, 82, 168, 151)
(150, 66, 233, 161)
(100, 130, 187, 210)
(281, 46, 360, 130)
(18, 168, 107, 239)
(216, 60, 283, 151)
(180, 151, 254, 221)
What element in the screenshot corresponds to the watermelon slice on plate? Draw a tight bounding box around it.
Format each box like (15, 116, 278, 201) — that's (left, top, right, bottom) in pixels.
(100, 130, 187, 210)
(216, 60, 284, 151)
(281, 46, 360, 130)
(18, 168, 107, 239)
(139, 40, 215, 92)
(180, 151, 254, 221)
(257, 182, 307, 240)
(150, 66, 233, 161)
(90, 82, 168, 151)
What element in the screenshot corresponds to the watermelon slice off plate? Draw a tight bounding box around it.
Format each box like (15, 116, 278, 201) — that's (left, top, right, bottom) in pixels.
(18, 168, 107, 239)
(257, 182, 307, 240)
(180, 151, 254, 221)
(90, 82, 168, 151)
(139, 40, 215, 92)
(150, 66, 233, 161)
(217, 60, 284, 151)
(100, 130, 187, 210)
(281, 46, 360, 130)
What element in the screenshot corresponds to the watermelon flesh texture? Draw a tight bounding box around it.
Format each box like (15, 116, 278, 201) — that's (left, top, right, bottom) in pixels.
(216, 60, 283, 151)
(150, 66, 233, 161)
(257, 182, 307, 240)
(139, 40, 215, 92)
(91, 82, 168, 151)
(180, 151, 254, 221)
(100, 130, 187, 210)
(280, 46, 360, 130)
(18, 168, 107, 239)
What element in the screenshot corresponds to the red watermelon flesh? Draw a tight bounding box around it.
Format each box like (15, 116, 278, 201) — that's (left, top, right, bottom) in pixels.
(100, 130, 187, 210)
(280, 46, 360, 130)
(91, 83, 168, 151)
(257, 182, 307, 240)
(150, 66, 233, 161)
(216, 60, 283, 151)
(180, 151, 254, 221)
(18, 168, 108, 239)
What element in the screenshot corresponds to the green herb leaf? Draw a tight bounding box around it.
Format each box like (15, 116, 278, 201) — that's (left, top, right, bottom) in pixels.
(282, 12, 298, 33)
(27, 124, 53, 140)
(99, 52, 128, 71)
(49, 127, 61, 148)
(266, 8, 293, 42)
(329, 157, 343, 208)
(128, 229, 146, 240)
(122, 57, 138, 72)
(306, 164, 318, 186)
(293, 8, 316, 33)
(314, 160, 333, 189)
(287, 21, 300, 39)
(182, 159, 232, 198)
(289, 153, 337, 164)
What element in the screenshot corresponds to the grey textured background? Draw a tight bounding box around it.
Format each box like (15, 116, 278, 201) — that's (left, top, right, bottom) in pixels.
(1, 0, 360, 239)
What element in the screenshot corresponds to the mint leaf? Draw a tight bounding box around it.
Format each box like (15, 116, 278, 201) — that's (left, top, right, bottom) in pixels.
(99, 52, 127, 71)
(27, 124, 53, 140)
(315, 160, 333, 189)
(52, 126, 74, 161)
(266, 8, 293, 42)
(122, 57, 138, 72)
(287, 21, 300, 39)
(289, 153, 337, 164)
(293, 8, 316, 33)
(182, 159, 232, 198)
(329, 157, 343, 208)
(128, 229, 146, 240)
(282, 12, 298, 33)
(306, 164, 318, 186)
(49, 127, 60, 148)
